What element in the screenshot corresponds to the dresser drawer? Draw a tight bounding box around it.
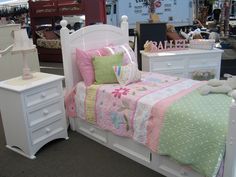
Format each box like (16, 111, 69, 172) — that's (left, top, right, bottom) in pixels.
(24, 83, 62, 107)
(188, 57, 220, 68)
(150, 59, 185, 72)
(31, 119, 65, 146)
(27, 99, 63, 128)
(158, 70, 186, 78)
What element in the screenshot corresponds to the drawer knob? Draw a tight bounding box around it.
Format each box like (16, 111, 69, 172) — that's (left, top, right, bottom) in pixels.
(43, 110, 49, 115)
(41, 92, 46, 98)
(45, 128, 51, 133)
(89, 128, 95, 133)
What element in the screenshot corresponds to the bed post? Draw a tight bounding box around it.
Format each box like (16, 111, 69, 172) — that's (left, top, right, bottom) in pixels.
(60, 20, 71, 91)
(60, 20, 77, 131)
(120, 15, 129, 43)
(223, 90, 236, 177)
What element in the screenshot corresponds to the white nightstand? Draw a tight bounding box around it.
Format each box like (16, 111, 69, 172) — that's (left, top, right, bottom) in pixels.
(141, 48, 223, 80)
(0, 72, 68, 159)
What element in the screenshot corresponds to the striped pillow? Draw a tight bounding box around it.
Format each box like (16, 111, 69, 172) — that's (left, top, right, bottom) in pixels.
(113, 62, 141, 85)
(105, 43, 136, 65)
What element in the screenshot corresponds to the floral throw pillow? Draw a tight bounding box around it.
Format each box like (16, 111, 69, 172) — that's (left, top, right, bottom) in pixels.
(113, 62, 141, 85)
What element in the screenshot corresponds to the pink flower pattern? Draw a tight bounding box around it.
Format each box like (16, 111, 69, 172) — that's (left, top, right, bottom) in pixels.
(112, 88, 130, 99)
(64, 87, 77, 117)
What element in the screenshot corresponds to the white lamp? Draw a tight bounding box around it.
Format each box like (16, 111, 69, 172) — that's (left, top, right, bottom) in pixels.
(11, 29, 36, 80)
(0, 17, 7, 25)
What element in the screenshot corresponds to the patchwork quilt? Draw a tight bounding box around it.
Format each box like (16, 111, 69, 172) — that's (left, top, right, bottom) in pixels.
(65, 72, 231, 177)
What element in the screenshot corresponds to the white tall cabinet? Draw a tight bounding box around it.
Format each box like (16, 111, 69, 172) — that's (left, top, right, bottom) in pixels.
(0, 24, 40, 81)
(0, 72, 68, 159)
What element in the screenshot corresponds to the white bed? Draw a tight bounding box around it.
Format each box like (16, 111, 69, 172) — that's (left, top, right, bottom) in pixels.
(60, 16, 236, 177)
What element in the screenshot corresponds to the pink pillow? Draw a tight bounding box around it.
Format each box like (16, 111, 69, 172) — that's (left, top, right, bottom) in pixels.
(105, 44, 136, 65)
(76, 48, 110, 86)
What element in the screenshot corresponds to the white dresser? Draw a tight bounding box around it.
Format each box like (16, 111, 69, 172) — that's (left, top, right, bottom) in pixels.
(0, 72, 68, 159)
(0, 24, 40, 81)
(141, 48, 223, 80)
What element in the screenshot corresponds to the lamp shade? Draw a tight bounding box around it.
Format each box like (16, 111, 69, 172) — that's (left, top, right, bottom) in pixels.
(0, 17, 7, 25)
(11, 29, 35, 54)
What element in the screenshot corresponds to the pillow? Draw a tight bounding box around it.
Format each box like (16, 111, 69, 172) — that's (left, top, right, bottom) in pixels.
(105, 43, 136, 65)
(93, 53, 123, 84)
(113, 62, 141, 85)
(76, 48, 111, 86)
(43, 31, 59, 40)
(166, 31, 184, 41)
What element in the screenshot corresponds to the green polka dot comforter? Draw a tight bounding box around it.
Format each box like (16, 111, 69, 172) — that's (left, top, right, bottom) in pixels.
(159, 90, 232, 177)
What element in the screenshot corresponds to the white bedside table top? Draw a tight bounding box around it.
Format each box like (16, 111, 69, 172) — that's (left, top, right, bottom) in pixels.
(0, 72, 64, 92)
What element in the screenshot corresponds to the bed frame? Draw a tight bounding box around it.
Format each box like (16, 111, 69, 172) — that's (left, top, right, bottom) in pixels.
(60, 16, 236, 177)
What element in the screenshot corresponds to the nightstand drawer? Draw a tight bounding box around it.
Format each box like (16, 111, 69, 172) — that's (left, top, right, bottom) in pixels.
(27, 99, 63, 128)
(150, 59, 185, 71)
(31, 119, 65, 146)
(24, 83, 62, 107)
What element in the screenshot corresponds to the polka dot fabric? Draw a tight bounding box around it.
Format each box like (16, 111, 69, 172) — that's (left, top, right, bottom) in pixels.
(158, 91, 232, 177)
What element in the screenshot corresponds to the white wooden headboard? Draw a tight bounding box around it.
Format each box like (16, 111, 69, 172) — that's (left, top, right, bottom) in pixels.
(60, 15, 129, 91)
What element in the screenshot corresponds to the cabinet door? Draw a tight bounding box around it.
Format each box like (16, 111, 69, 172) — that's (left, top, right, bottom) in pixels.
(187, 52, 221, 80)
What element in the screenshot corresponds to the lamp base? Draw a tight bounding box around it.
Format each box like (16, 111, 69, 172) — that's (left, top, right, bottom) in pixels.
(22, 68, 33, 80)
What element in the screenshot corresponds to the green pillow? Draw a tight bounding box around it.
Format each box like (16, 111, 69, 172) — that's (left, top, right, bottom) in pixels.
(93, 53, 123, 84)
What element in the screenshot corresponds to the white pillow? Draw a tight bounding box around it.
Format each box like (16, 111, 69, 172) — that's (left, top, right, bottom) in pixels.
(113, 62, 141, 85)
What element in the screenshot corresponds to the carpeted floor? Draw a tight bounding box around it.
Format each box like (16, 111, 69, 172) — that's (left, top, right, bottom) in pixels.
(0, 114, 165, 177)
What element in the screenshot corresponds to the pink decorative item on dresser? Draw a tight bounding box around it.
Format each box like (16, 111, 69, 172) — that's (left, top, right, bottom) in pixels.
(144, 39, 187, 53)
